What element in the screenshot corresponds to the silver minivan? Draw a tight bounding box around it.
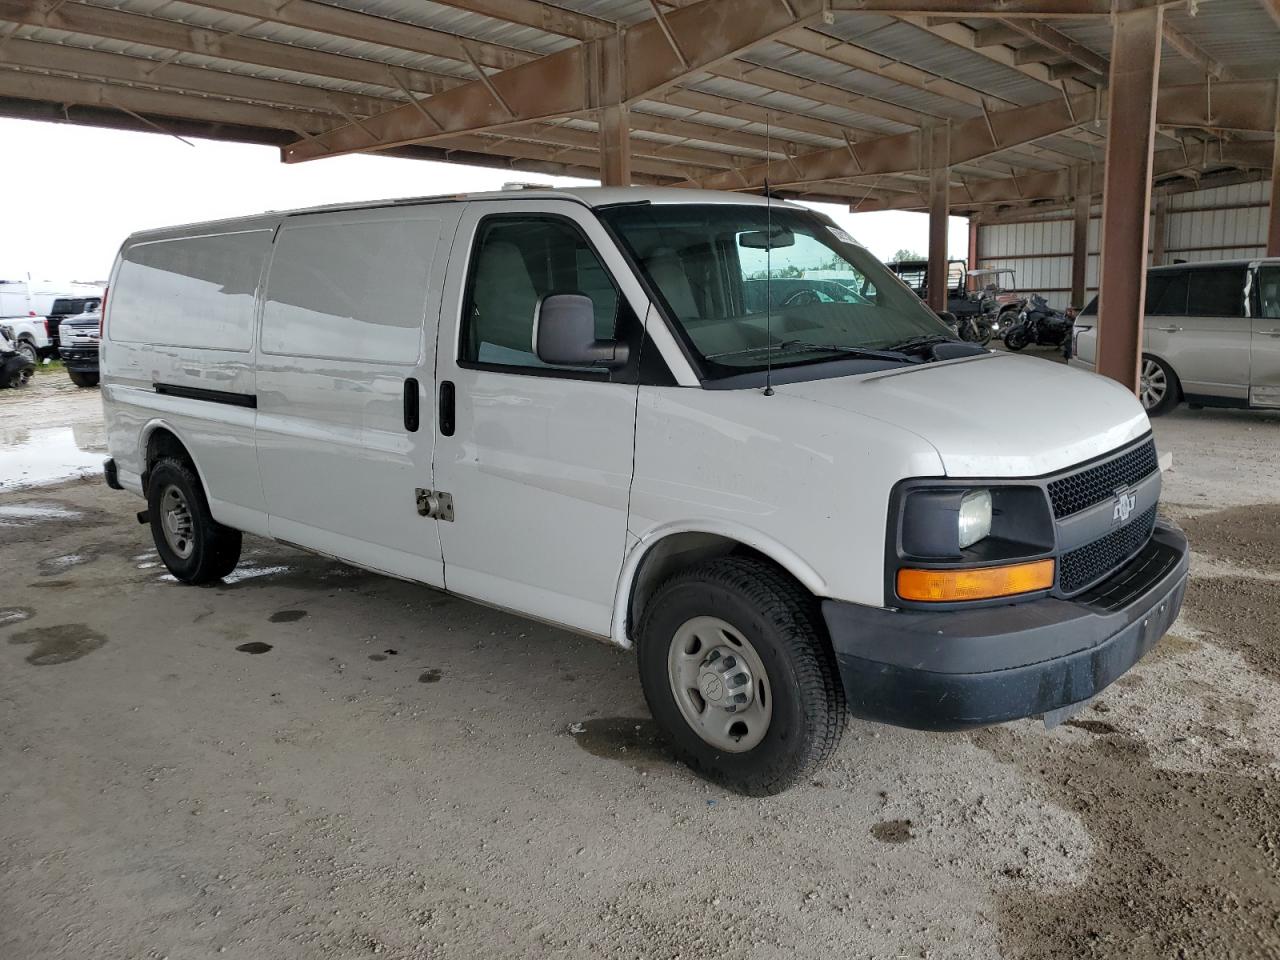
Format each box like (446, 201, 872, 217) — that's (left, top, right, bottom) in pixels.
(1071, 258, 1280, 414)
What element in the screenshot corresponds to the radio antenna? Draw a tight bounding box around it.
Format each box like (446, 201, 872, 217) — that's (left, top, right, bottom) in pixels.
(764, 112, 775, 397)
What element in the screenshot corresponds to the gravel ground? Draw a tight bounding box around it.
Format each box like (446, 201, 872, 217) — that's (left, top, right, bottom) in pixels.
(1, 367, 1278, 960)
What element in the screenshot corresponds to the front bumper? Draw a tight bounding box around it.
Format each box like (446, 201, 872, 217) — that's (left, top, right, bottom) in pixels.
(823, 520, 1188, 731)
(59, 345, 99, 373)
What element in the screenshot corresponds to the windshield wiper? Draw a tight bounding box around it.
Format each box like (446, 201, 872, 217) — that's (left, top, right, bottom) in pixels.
(707, 340, 913, 363)
(886, 334, 957, 352)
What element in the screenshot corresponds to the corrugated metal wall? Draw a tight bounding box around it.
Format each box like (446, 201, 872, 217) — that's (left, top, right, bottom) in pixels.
(975, 179, 1271, 308)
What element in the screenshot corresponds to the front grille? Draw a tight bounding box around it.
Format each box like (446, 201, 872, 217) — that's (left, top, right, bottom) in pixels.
(1059, 506, 1157, 594)
(1047, 439, 1159, 518)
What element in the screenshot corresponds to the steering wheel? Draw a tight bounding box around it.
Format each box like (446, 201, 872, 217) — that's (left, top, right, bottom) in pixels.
(780, 288, 823, 307)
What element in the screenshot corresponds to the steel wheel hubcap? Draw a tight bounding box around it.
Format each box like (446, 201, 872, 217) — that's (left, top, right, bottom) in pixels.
(1140, 359, 1166, 410)
(668, 616, 772, 753)
(160, 485, 195, 560)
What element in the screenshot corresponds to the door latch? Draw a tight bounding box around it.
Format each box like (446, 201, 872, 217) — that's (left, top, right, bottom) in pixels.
(415, 488, 454, 521)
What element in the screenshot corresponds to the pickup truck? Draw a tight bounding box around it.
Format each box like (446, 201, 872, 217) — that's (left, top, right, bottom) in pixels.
(59, 311, 101, 387)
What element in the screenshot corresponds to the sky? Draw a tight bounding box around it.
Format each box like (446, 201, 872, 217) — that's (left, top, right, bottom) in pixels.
(0, 118, 969, 283)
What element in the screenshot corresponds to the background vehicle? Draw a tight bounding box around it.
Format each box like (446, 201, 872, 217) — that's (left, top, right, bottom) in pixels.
(1, 280, 103, 350)
(100, 187, 1187, 796)
(0, 323, 35, 388)
(1071, 258, 1280, 415)
(1002, 294, 1074, 351)
(59, 310, 102, 387)
(1, 316, 50, 364)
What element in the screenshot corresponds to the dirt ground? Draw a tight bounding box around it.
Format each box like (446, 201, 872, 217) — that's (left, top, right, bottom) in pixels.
(2, 363, 1278, 960)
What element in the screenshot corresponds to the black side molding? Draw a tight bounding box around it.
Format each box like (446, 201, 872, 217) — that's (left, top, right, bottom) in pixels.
(403, 377, 420, 432)
(153, 382, 257, 408)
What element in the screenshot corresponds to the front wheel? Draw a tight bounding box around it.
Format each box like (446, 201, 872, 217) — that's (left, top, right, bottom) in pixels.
(1140, 354, 1180, 416)
(1003, 325, 1029, 351)
(147, 458, 242, 584)
(637, 556, 847, 796)
(15, 340, 37, 365)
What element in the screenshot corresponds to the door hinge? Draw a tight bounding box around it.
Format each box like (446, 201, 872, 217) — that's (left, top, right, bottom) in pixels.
(415, 488, 455, 521)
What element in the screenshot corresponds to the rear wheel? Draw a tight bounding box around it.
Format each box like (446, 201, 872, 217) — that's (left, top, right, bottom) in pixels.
(147, 458, 241, 584)
(15, 340, 37, 365)
(1140, 354, 1180, 416)
(5, 365, 33, 389)
(68, 370, 99, 388)
(637, 556, 847, 796)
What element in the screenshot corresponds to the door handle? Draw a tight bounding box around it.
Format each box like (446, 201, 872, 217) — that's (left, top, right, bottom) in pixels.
(1151, 325, 1182, 333)
(403, 377, 419, 432)
(439, 380, 456, 437)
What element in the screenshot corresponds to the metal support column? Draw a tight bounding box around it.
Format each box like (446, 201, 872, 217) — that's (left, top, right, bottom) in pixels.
(1269, 94, 1280, 256)
(1096, 4, 1162, 393)
(967, 216, 980, 290)
(926, 121, 950, 314)
(1151, 192, 1167, 266)
(596, 32, 630, 187)
(1071, 164, 1090, 308)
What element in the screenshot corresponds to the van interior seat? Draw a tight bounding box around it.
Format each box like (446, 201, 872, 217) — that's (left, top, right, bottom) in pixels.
(644, 248, 700, 321)
(473, 240, 538, 355)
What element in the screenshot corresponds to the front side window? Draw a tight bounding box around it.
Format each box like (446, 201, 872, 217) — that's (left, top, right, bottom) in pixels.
(1186, 267, 1244, 317)
(1256, 266, 1280, 319)
(600, 204, 949, 380)
(462, 216, 619, 372)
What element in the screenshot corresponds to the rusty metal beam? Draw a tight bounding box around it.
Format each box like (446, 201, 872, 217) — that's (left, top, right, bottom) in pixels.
(858, 139, 1276, 210)
(827, 0, 1127, 15)
(926, 121, 950, 313)
(1151, 192, 1167, 265)
(283, 0, 824, 162)
(0, 0, 457, 95)
(0, 38, 387, 118)
(1070, 164, 1090, 306)
(1002, 18, 1108, 75)
(690, 81, 1278, 193)
(1270, 95, 1280, 256)
(423, 0, 614, 42)
(1096, 4, 1162, 394)
(1161, 20, 1230, 80)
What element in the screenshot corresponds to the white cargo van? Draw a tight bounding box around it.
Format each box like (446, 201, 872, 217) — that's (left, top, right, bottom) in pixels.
(100, 188, 1188, 795)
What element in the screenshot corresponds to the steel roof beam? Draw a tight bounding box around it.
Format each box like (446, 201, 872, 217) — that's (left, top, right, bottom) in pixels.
(0, 0, 459, 95)
(282, 0, 827, 163)
(687, 80, 1277, 192)
(1160, 21, 1230, 80)
(1002, 18, 1109, 75)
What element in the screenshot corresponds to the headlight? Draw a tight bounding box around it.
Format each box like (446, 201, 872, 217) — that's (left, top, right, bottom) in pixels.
(957, 489, 992, 549)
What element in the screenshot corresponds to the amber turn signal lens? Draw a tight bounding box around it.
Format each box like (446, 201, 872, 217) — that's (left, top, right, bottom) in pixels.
(897, 559, 1055, 603)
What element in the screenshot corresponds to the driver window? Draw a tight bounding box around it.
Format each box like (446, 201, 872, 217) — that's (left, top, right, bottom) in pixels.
(462, 216, 619, 369)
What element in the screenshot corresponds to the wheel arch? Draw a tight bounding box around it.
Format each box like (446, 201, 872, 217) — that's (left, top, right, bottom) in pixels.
(139, 420, 213, 501)
(1141, 350, 1184, 401)
(610, 522, 828, 649)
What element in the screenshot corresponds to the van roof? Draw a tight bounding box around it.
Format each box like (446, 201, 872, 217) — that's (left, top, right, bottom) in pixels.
(124, 187, 805, 245)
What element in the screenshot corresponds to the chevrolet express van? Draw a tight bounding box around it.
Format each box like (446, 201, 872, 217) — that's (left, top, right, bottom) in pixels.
(100, 188, 1189, 795)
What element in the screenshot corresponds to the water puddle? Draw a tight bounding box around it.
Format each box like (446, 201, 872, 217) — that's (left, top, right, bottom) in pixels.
(268, 610, 307, 623)
(0, 423, 107, 490)
(8, 623, 107, 665)
(569, 717, 672, 772)
(418, 668, 443, 683)
(0, 503, 82, 526)
(235, 642, 273, 654)
(0, 607, 34, 627)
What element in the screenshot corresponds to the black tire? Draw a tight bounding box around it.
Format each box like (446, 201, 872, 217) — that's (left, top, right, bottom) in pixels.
(637, 556, 847, 796)
(68, 370, 99, 388)
(1140, 353, 1181, 417)
(15, 340, 37, 365)
(1003, 325, 1028, 351)
(147, 457, 242, 584)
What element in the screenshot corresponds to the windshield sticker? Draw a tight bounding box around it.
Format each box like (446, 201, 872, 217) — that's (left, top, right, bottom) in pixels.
(827, 226, 857, 245)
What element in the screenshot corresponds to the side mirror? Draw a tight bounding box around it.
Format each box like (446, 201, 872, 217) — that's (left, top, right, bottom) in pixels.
(534, 293, 629, 370)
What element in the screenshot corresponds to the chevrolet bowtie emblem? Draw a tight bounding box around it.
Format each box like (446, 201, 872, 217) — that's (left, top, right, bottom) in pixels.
(1113, 489, 1137, 523)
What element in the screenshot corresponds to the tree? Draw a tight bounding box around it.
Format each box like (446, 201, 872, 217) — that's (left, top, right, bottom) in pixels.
(890, 248, 924, 263)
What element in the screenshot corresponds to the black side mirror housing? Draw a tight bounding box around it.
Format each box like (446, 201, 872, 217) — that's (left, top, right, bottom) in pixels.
(534, 293, 629, 370)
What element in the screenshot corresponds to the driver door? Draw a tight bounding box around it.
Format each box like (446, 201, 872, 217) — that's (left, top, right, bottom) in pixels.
(431, 200, 646, 637)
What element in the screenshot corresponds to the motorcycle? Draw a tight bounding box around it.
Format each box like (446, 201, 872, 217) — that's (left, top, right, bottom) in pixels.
(936, 310, 994, 346)
(1001, 295, 1074, 351)
(0, 324, 36, 388)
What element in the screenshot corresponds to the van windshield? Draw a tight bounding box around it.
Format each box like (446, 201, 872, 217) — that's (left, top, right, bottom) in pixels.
(598, 203, 952, 379)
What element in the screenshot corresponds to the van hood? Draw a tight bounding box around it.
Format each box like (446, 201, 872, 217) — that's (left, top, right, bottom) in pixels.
(777, 352, 1149, 478)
